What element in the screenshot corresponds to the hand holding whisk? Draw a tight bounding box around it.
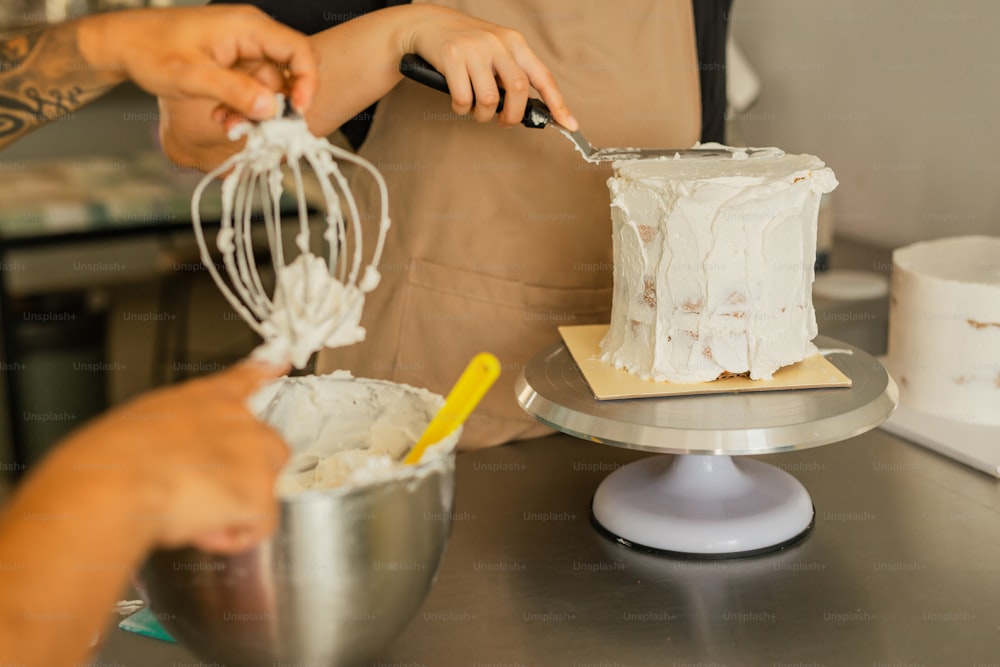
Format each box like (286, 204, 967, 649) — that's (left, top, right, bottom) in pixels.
(191, 96, 390, 369)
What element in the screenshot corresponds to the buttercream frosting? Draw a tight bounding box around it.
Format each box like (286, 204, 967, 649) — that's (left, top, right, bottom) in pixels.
(600, 145, 838, 383)
(249, 373, 459, 494)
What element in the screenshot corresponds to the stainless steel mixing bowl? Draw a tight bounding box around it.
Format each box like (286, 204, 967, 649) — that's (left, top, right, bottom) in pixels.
(137, 376, 458, 667)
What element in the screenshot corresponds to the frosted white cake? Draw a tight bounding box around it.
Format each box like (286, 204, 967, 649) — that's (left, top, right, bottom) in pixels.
(600, 147, 838, 383)
(886, 236, 1000, 425)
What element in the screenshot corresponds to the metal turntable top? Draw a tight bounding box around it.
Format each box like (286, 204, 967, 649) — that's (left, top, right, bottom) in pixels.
(515, 335, 898, 456)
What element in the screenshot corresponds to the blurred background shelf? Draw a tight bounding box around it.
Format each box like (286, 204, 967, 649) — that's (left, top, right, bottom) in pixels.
(0, 0, 201, 31)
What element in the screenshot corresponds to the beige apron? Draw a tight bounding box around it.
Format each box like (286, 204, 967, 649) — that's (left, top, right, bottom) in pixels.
(318, 0, 701, 448)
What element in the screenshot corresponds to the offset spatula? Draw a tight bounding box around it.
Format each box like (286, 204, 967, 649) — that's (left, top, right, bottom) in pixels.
(399, 54, 762, 163)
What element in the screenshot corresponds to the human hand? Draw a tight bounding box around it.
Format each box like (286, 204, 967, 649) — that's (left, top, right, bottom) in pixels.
(77, 6, 318, 121)
(399, 5, 577, 130)
(53, 361, 290, 554)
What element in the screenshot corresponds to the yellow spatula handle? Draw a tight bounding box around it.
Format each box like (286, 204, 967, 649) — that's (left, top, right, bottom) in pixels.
(403, 352, 501, 465)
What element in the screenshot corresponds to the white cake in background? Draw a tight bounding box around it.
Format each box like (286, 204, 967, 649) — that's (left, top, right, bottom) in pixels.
(886, 236, 1000, 425)
(600, 147, 838, 383)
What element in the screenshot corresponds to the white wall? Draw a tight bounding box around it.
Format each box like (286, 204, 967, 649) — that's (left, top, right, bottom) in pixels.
(730, 0, 1000, 249)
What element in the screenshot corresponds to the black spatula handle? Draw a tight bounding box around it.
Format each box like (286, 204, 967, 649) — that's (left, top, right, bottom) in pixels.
(399, 53, 550, 129)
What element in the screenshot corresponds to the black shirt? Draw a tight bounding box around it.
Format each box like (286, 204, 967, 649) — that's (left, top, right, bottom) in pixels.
(214, 0, 731, 147)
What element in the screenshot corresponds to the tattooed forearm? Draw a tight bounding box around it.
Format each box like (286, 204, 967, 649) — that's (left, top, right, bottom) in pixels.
(0, 22, 124, 148)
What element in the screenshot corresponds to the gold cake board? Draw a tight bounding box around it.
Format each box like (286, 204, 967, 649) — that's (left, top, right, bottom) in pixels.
(559, 324, 852, 401)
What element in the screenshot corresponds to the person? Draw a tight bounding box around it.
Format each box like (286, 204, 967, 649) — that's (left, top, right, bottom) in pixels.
(0, 7, 319, 666)
(0, 5, 318, 149)
(160, 0, 732, 449)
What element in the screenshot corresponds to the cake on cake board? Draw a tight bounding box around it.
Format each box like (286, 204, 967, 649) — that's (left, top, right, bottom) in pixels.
(600, 146, 838, 384)
(878, 235, 1000, 477)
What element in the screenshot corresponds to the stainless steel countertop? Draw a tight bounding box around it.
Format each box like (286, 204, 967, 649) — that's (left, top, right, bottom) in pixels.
(98, 428, 1000, 666)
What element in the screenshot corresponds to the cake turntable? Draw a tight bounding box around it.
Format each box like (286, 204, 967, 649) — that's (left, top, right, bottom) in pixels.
(515, 335, 898, 558)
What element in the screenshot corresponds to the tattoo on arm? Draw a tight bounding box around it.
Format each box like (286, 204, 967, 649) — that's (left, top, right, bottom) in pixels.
(0, 23, 120, 148)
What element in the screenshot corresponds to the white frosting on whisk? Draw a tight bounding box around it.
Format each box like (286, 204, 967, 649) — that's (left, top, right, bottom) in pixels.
(263, 254, 366, 367)
(191, 98, 391, 368)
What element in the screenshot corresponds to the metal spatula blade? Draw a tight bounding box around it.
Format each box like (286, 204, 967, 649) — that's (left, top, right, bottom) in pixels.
(399, 54, 769, 163)
(548, 123, 742, 162)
